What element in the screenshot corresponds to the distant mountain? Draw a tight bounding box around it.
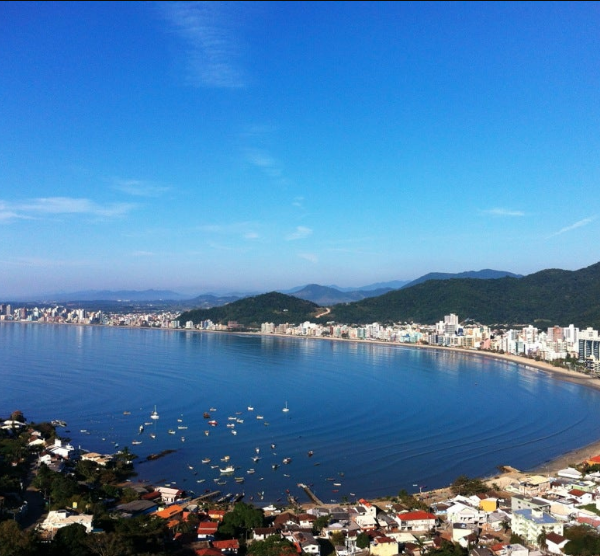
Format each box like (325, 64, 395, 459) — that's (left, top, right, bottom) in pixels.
(325, 262, 600, 329)
(178, 291, 321, 327)
(185, 294, 243, 309)
(287, 284, 392, 305)
(402, 269, 522, 289)
(33, 289, 191, 302)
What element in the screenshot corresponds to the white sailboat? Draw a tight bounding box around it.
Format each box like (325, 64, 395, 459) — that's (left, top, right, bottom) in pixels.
(150, 405, 159, 420)
(282, 401, 289, 412)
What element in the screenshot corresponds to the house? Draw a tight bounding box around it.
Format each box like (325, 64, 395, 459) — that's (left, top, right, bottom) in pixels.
(446, 502, 486, 526)
(480, 498, 499, 513)
(453, 523, 479, 545)
(80, 451, 113, 466)
(114, 499, 158, 518)
(197, 521, 219, 540)
(212, 539, 240, 554)
(156, 486, 184, 504)
(297, 513, 317, 528)
(286, 531, 320, 555)
(511, 509, 564, 546)
(370, 535, 398, 556)
(154, 504, 184, 521)
(498, 544, 528, 556)
(252, 527, 279, 541)
(395, 510, 437, 531)
(545, 532, 568, 555)
(37, 510, 93, 539)
(46, 438, 78, 460)
(208, 509, 227, 521)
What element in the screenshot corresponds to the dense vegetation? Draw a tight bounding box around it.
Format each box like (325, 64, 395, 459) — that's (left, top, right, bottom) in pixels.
(178, 291, 321, 328)
(178, 262, 600, 330)
(326, 262, 600, 327)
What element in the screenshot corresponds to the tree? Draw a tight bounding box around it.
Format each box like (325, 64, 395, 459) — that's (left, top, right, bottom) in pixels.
(537, 527, 548, 549)
(51, 523, 91, 556)
(356, 532, 370, 549)
(247, 535, 297, 556)
(219, 502, 264, 538)
(312, 515, 330, 535)
(450, 475, 488, 496)
(84, 532, 134, 556)
(0, 520, 38, 556)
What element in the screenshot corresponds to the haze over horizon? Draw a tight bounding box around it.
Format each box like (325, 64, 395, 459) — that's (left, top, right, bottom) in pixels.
(1, 2, 598, 299)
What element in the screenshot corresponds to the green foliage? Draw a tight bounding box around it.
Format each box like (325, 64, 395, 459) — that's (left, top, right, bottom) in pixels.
(397, 488, 429, 511)
(356, 532, 370, 549)
(179, 292, 321, 328)
(564, 524, 600, 556)
(450, 475, 488, 496)
(325, 262, 600, 328)
(428, 539, 468, 556)
(247, 535, 297, 556)
(51, 523, 91, 556)
(219, 502, 264, 538)
(312, 515, 330, 535)
(0, 520, 39, 556)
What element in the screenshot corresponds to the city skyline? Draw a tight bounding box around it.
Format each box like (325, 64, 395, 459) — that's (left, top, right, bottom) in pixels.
(1, 2, 599, 298)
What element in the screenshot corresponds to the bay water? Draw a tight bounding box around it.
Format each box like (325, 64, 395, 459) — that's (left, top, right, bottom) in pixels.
(2, 322, 599, 505)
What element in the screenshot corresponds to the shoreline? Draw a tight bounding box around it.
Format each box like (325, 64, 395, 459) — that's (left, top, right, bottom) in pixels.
(4, 320, 599, 495)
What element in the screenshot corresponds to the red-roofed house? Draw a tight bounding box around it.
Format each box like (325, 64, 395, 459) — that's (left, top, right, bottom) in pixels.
(212, 539, 240, 554)
(545, 532, 569, 555)
(154, 504, 184, 521)
(209, 509, 227, 521)
(370, 535, 398, 556)
(395, 510, 437, 531)
(567, 489, 593, 504)
(196, 548, 224, 556)
(197, 521, 219, 540)
(586, 455, 600, 466)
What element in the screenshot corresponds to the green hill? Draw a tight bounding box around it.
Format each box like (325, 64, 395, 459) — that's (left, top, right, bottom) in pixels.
(324, 261, 600, 328)
(178, 291, 321, 328)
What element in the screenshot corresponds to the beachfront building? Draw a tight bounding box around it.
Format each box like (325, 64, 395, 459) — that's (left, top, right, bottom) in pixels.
(395, 510, 437, 531)
(37, 510, 93, 540)
(511, 509, 564, 547)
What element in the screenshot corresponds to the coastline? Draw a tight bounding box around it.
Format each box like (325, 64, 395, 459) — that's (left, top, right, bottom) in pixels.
(4, 320, 599, 494)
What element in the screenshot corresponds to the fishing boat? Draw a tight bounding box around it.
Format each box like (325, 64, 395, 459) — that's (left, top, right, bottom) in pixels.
(178, 425, 188, 430)
(139, 425, 144, 434)
(208, 420, 218, 427)
(168, 429, 176, 435)
(247, 405, 254, 411)
(231, 430, 237, 435)
(252, 456, 261, 462)
(132, 440, 142, 445)
(202, 458, 211, 464)
(150, 406, 159, 420)
(247, 469, 255, 474)
(283, 457, 292, 464)
(307, 450, 314, 457)
(181, 436, 185, 442)
(204, 430, 209, 436)
(226, 423, 235, 428)
(220, 465, 235, 474)
(221, 455, 230, 462)
(150, 433, 156, 439)
(272, 464, 279, 470)
(256, 415, 264, 420)
(203, 412, 211, 419)
(210, 407, 217, 412)
(282, 401, 289, 412)
(235, 477, 244, 483)
(271, 443, 276, 450)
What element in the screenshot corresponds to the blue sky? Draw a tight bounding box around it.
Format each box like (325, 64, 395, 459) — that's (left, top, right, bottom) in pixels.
(1, 1, 599, 297)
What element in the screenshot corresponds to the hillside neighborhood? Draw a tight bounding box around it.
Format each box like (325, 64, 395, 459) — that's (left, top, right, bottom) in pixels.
(4, 413, 600, 555)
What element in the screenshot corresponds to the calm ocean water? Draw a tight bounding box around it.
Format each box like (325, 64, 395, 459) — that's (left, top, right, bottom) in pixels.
(2, 322, 599, 505)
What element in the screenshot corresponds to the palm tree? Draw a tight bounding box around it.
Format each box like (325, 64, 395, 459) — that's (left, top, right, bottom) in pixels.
(537, 527, 548, 549)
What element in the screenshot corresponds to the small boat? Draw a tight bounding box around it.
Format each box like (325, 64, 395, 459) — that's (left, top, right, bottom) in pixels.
(203, 412, 211, 419)
(282, 401, 289, 412)
(255, 447, 260, 454)
(139, 425, 144, 434)
(283, 457, 292, 464)
(177, 418, 183, 423)
(334, 482, 341, 486)
(221, 455, 230, 462)
(231, 430, 237, 435)
(150, 405, 159, 420)
(256, 415, 264, 420)
(132, 440, 142, 445)
(150, 433, 156, 439)
(228, 416, 236, 421)
(178, 425, 188, 430)
(307, 450, 314, 457)
(197, 479, 205, 483)
(264, 422, 269, 426)
(210, 407, 217, 412)
(252, 456, 261, 462)
(204, 430, 209, 436)
(272, 464, 279, 470)
(122, 411, 130, 416)
(271, 443, 276, 449)
(236, 418, 244, 423)
(247, 469, 255, 474)
(188, 464, 194, 469)
(202, 458, 211, 464)
(168, 429, 176, 435)
(226, 423, 235, 428)
(247, 405, 254, 411)
(220, 465, 235, 474)
(181, 436, 185, 442)
(208, 420, 218, 427)
(235, 477, 244, 483)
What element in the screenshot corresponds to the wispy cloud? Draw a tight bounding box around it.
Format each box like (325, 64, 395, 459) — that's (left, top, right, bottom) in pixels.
(0, 197, 136, 222)
(548, 216, 595, 238)
(197, 221, 261, 240)
(131, 251, 156, 257)
(481, 208, 525, 217)
(113, 179, 169, 197)
(299, 253, 318, 263)
(244, 148, 283, 179)
(286, 226, 312, 241)
(161, 1, 246, 89)
(292, 196, 304, 209)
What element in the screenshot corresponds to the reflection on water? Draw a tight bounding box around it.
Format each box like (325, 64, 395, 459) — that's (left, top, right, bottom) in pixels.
(1, 322, 600, 503)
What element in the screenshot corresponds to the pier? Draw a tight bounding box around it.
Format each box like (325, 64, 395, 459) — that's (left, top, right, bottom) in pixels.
(297, 483, 323, 505)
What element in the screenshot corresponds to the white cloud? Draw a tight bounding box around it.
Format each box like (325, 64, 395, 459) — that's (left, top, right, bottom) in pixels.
(161, 1, 247, 89)
(548, 216, 595, 238)
(0, 197, 136, 221)
(299, 253, 318, 263)
(244, 148, 283, 178)
(197, 221, 261, 241)
(292, 196, 304, 209)
(482, 208, 525, 217)
(113, 179, 169, 197)
(286, 226, 312, 241)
